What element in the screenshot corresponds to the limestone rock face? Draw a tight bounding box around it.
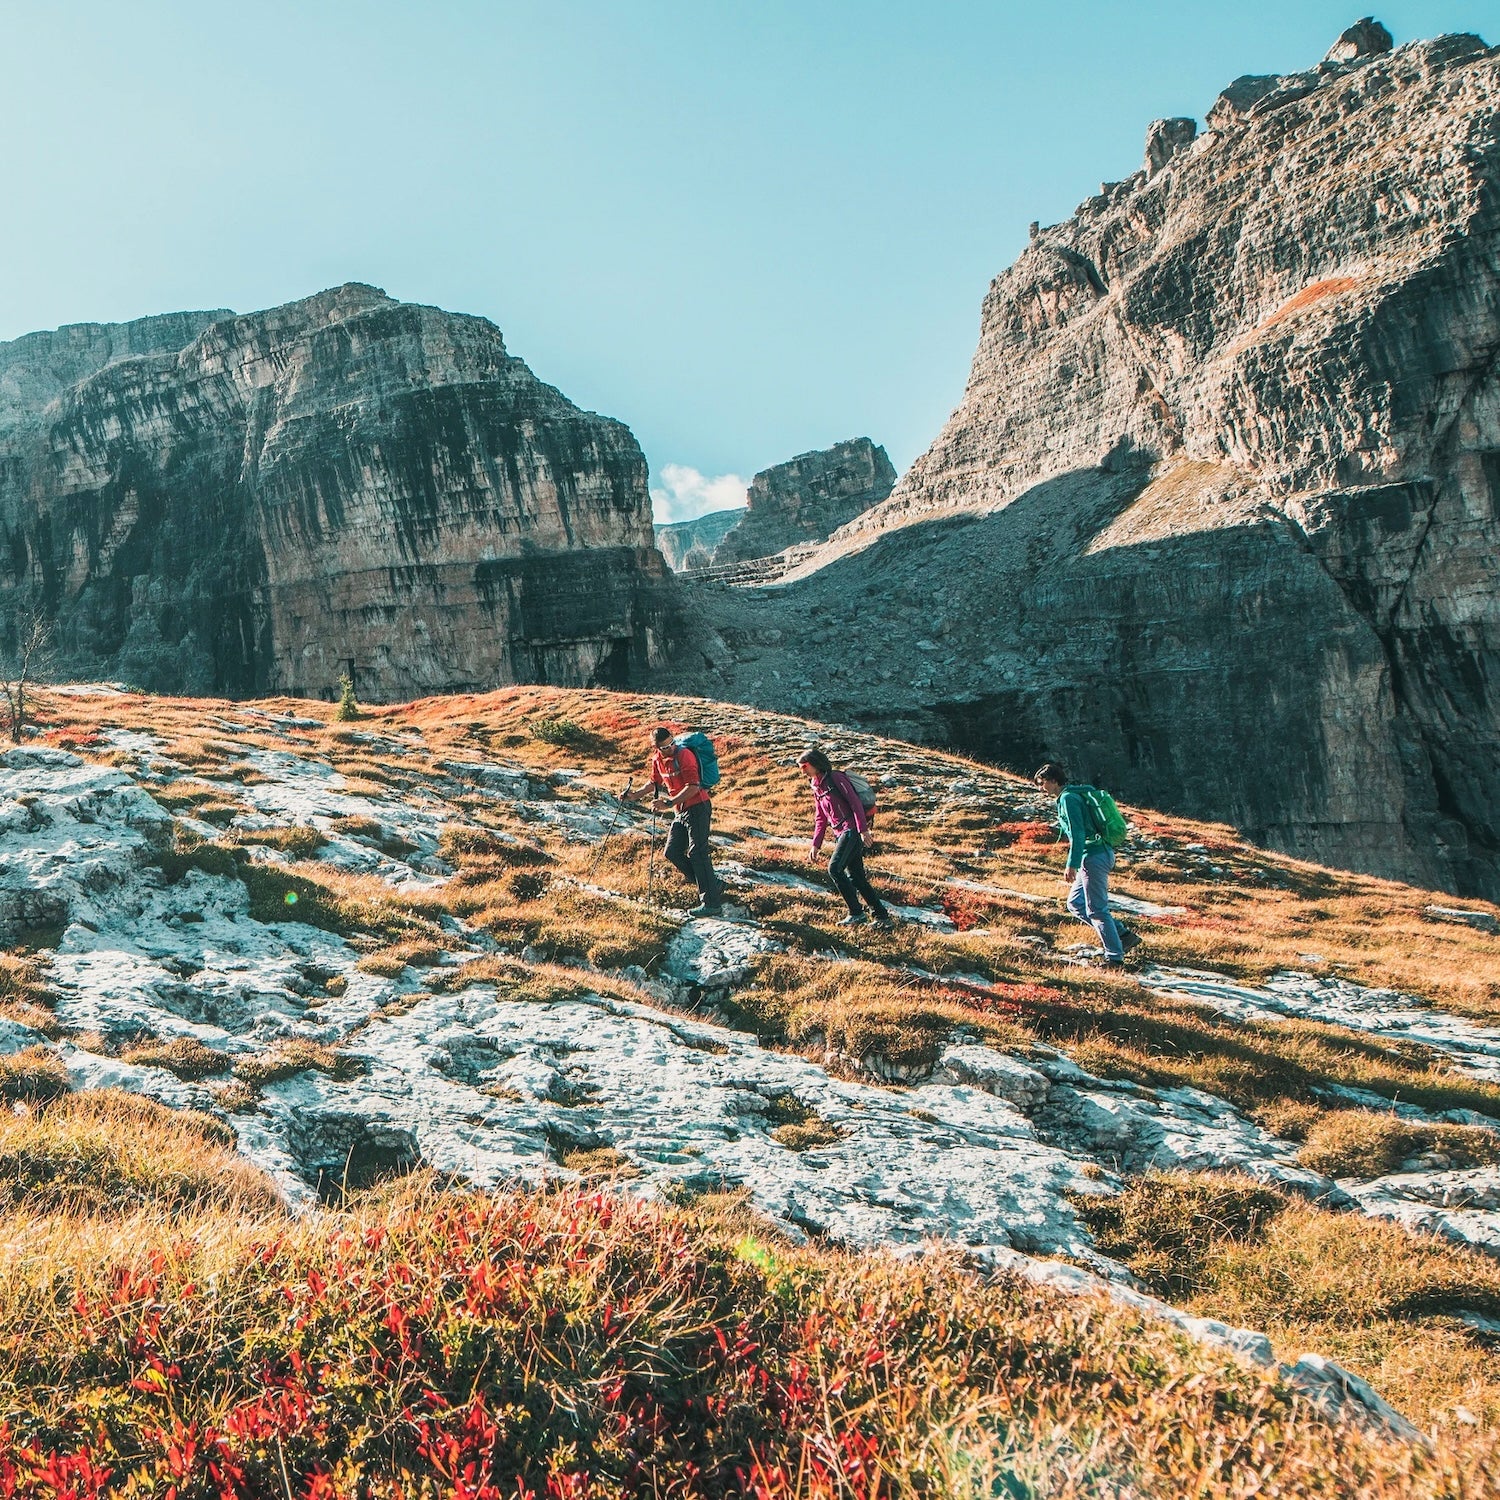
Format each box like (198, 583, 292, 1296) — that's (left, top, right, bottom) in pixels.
(1326, 17, 1394, 64)
(671, 26, 1500, 899)
(0, 285, 667, 700)
(1143, 118, 1197, 178)
(712, 438, 895, 565)
(654, 507, 743, 571)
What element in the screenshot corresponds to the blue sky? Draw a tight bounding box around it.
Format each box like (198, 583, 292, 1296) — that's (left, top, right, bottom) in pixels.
(0, 2, 1487, 520)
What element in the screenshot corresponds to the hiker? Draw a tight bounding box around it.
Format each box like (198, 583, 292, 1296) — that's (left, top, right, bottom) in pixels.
(1034, 761, 1139, 965)
(797, 747, 893, 928)
(627, 725, 725, 916)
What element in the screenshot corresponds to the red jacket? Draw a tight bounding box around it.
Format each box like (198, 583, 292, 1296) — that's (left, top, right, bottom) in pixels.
(650, 744, 710, 810)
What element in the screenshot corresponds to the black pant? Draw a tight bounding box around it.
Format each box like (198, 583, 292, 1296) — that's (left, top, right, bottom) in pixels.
(664, 800, 721, 901)
(828, 829, 888, 918)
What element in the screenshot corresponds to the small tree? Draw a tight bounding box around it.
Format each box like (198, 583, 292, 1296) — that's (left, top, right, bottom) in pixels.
(335, 673, 362, 722)
(0, 609, 52, 744)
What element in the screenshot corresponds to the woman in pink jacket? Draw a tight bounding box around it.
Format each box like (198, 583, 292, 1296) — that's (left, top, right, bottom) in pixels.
(797, 747, 894, 928)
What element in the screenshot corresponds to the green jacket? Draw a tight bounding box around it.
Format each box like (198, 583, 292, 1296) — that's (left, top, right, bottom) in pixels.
(1056, 785, 1105, 869)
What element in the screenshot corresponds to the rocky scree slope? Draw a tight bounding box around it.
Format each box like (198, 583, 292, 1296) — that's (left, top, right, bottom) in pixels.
(0, 284, 669, 701)
(666, 22, 1500, 902)
(6, 685, 1500, 1436)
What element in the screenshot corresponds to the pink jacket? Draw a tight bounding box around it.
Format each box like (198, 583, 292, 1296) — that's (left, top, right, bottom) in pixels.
(810, 770, 870, 851)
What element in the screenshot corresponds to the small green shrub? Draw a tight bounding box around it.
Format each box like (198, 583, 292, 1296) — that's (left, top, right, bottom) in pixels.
(528, 715, 589, 749)
(336, 674, 362, 722)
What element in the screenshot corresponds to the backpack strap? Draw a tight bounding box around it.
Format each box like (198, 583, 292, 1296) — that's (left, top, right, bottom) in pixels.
(1078, 786, 1106, 841)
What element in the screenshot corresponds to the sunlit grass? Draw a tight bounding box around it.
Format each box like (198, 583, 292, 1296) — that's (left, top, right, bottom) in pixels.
(20, 680, 1500, 1451)
(1077, 1171, 1500, 1434)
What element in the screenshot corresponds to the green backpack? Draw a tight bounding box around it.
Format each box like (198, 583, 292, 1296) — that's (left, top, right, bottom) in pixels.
(1077, 785, 1129, 849)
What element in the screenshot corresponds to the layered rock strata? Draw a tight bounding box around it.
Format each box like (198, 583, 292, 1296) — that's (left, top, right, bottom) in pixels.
(0, 285, 667, 700)
(712, 438, 895, 565)
(671, 24, 1500, 899)
(654, 507, 743, 571)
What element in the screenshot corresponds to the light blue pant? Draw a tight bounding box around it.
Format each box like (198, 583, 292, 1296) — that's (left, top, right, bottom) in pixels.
(1067, 848, 1123, 960)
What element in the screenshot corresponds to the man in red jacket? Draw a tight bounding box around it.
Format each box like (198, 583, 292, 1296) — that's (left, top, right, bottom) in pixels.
(627, 726, 724, 916)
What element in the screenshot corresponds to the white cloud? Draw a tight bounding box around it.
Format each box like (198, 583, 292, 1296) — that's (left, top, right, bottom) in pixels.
(650, 463, 748, 524)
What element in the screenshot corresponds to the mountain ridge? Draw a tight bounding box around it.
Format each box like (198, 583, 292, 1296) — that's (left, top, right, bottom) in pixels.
(666, 22, 1500, 901)
(0, 283, 670, 703)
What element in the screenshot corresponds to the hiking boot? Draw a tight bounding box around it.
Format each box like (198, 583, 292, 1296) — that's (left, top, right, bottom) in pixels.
(689, 899, 724, 918)
(869, 912, 895, 930)
(1118, 927, 1143, 954)
(838, 913, 867, 927)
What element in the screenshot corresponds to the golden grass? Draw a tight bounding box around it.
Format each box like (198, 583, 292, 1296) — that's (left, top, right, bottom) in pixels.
(761, 1093, 848, 1151)
(0, 1045, 69, 1102)
(237, 822, 328, 857)
(556, 1144, 641, 1179)
(441, 876, 675, 970)
(732, 952, 1031, 1072)
(118, 1035, 230, 1080)
(1076, 1171, 1500, 1434)
(426, 953, 650, 1009)
(1293, 1109, 1500, 1180)
(0, 1090, 278, 1215)
(233, 1038, 362, 1087)
(0, 950, 59, 1035)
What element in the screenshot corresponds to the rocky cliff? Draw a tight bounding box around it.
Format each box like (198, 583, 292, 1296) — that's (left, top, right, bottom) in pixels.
(0, 285, 668, 700)
(654, 507, 743, 570)
(712, 438, 895, 565)
(668, 21, 1500, 900)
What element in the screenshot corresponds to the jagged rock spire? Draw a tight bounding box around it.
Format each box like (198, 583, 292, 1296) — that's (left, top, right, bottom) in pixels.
(1325, 17, 1394, 64)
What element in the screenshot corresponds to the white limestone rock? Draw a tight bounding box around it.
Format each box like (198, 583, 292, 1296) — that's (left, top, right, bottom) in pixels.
(663, 917, 782, 990)
(931, 1044, 1051, 1111)
(1141, 966, 1500, 1085)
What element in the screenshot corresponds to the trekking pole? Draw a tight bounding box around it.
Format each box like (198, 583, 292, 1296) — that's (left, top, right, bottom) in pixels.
(646, 795, 660, 908)
(586, 776, 634, 885)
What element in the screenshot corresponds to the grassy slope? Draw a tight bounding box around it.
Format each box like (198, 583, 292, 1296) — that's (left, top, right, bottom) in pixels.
(1, 1096, 1497, 1499)
(3, 683, 1500, 1492)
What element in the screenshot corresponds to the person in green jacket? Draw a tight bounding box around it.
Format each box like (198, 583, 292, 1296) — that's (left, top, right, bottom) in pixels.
(1034, 761, 1140, 965)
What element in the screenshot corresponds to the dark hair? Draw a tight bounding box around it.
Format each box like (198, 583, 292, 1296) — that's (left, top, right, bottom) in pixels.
(797, 747, 832, 778)
(1034, 761, 1068, 786)
(652, 725, 673, 744)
